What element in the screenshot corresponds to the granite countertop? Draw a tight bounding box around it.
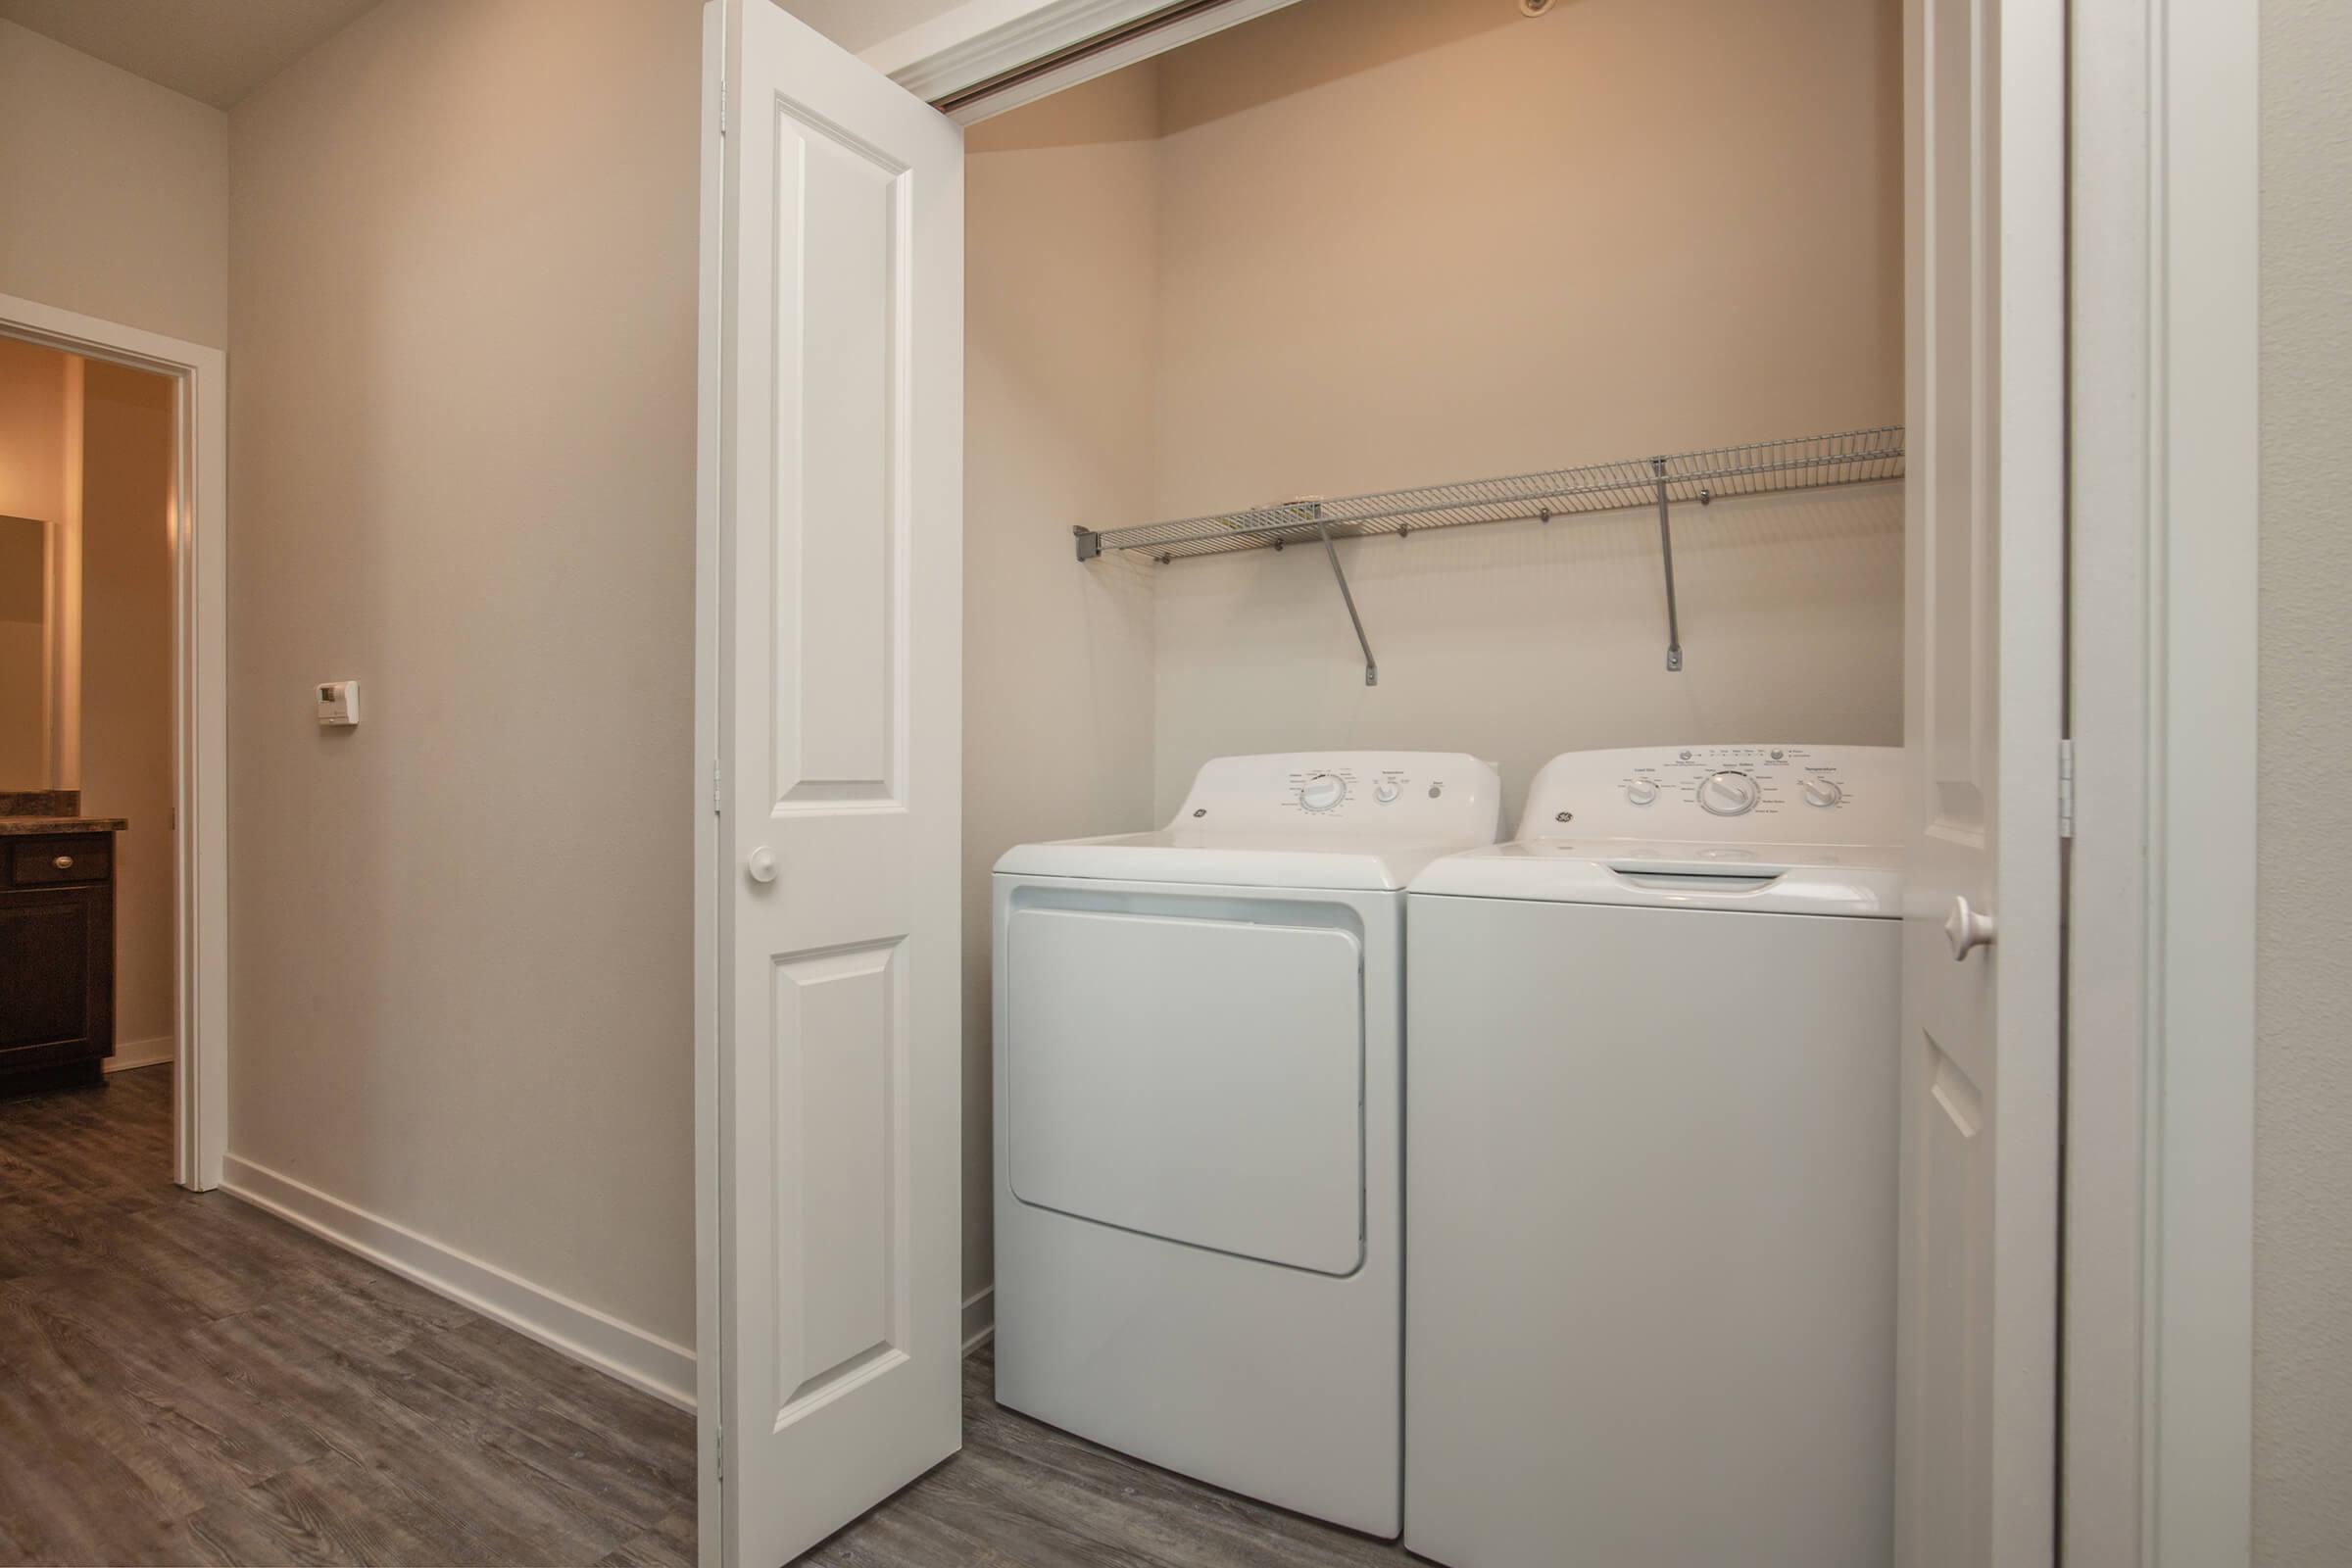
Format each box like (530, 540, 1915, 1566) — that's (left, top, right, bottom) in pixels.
(0, 791, 126, 835)
(0, 816, 128, 836)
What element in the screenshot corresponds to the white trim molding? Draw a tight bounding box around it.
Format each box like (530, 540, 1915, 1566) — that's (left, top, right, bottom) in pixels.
(2146, 0, 2259, 1558)
(961, 1285, 996, 1353)
(863, 0, 1305, 123)
(0, 291, 226, 1194)
(222, 1155, 696, 1411)
(2065, 0, 2259, 1563)
(103, 1037, 176, 1074)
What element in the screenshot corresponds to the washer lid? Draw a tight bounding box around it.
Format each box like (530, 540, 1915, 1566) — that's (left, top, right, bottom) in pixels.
(1409, 838, 1903, 916)
(995, 751, 1503, 891)
(997, 829, 1471, 892)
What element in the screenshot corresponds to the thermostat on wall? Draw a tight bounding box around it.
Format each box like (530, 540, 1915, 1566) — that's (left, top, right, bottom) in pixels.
(317, 680, 361, 727)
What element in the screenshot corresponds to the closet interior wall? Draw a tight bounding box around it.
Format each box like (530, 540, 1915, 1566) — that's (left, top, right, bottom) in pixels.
(964, 0, 1904, 1299)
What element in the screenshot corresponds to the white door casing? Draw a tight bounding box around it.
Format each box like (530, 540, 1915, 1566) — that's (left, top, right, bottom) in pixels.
(0, 293, 228, 1195)
(1895, 0, 2064, 1564)
(704, 2, 964, 1564)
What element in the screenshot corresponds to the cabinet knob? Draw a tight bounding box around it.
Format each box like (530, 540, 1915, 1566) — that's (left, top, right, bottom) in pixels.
(746, 846, 778, 885)
(52, 856, 73, 871)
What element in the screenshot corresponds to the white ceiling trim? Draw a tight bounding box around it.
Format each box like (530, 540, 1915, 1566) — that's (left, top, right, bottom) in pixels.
(861, 0, 1305, 124)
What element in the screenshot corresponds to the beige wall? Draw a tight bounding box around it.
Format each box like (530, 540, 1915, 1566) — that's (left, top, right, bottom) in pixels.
(226, 0, 702, 1349)
(963, 68, 1162, 1298)
(77, 360, 177, 1055)
(1147, 0, 1903, 822)
(0, 18, 228, 347)
(2256, 0, 2352, 1561)
(0, 336, 67, 786)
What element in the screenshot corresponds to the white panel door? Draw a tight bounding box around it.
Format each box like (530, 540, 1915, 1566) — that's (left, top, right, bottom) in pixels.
(1894, 0, 2063, 1564)
(709, 2, 962, 1564)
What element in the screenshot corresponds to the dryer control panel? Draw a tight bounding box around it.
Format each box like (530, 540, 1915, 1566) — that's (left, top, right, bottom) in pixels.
(1168, 752, 1503, 841)
(1514, 745, 1906, 845)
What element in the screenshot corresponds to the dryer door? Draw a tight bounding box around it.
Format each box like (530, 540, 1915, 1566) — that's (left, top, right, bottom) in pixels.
(1004, 903, 1365, 1276)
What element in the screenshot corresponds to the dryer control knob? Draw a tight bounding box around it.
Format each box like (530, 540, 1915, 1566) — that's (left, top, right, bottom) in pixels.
(1374, 779, 1401, 804)
(1626, 779, 1659, 806)
(1299, 773, 1348, 811)
(1801, 777, 1843, 808)
(1698, 770, 1760, 816)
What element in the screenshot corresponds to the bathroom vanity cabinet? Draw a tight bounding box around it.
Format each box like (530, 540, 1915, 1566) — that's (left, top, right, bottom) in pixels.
(0, 831, 119, 1086)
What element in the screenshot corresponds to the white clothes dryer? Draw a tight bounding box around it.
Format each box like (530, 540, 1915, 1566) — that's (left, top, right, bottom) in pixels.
(1404, 744, 1904, 1568)
(993, 752, 1502, 1538)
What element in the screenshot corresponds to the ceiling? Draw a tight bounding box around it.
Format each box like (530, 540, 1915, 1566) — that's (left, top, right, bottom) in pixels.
(0, 0, 383, 109)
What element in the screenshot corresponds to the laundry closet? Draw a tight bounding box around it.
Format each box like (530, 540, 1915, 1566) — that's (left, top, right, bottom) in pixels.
(958, 0, 1904, 1560)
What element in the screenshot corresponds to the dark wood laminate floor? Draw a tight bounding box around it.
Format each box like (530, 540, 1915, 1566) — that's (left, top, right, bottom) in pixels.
(798, 1348, 1416, 1568)
(4, 1067, 1414, 1568)
(0, 1067, 695, 1567)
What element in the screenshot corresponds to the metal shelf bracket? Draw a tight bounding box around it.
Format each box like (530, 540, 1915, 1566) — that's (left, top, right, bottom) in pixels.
(1072, 526, 1102, 562)
(1650, 456, 1684, 672)
(1310, 508, 1378, 686)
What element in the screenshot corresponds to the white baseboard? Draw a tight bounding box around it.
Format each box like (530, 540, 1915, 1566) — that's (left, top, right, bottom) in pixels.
(962, 1284, 995, 1353)
(220, 1154, 695, 1411)
(104, 1037, 174, 1074)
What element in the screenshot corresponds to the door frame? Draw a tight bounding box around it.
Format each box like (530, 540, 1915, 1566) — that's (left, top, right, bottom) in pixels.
(694, 0, 2257, 1563)
(693, 11, 725, 1566)
(0, 291, 228, 1193)
(2064, 0, 2259, 1562)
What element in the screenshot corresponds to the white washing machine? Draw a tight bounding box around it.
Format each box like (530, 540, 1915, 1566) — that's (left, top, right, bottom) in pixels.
(1404, 744, 1903, 1568)
(993, 751, 1502, 1538)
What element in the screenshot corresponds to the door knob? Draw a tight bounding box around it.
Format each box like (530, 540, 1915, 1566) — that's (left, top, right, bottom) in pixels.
(746, 847, 778, 885)
(1945, 895, 1995, 960)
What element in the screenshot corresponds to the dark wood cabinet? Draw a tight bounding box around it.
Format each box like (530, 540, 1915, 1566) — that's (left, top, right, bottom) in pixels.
(0, 832, 116, 1083)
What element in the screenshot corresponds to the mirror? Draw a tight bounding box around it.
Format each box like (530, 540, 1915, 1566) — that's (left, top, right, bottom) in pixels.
(0, 513, 52, 787)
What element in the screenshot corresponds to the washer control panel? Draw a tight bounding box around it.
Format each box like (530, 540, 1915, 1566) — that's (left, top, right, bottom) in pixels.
(1518, 744, 1905, 845)
(1168, 752, 1503, 840)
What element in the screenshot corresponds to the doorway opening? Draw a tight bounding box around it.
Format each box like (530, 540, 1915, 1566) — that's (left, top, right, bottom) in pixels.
(699, 0, 2076, 1563)
(0, 294, 227, 1191)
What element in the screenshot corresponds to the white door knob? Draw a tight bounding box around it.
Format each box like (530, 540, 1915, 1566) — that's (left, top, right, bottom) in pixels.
(746, 846, 778, 885)
(1945, 895, 1995, 959)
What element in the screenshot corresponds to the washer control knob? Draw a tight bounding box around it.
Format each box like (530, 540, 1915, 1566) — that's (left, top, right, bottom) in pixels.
(1698, 770, 1760, 816)
(1625, 779, 1659, 806)
(1373, 778, 1401, 804)
(1801, 776, 1843, 808)
(1298, 773, 1348, 811)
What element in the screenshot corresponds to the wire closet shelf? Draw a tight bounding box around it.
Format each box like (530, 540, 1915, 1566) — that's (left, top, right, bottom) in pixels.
(1074, 426, 1906, 564)
(1070, 425, 1905, 685)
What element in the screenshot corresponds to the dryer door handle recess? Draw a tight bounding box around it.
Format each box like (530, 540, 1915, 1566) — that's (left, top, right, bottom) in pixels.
(1944, 895, 1996, 960)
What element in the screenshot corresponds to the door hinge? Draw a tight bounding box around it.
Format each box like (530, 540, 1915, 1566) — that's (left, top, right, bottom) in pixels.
(2057, 737, 2076, 840)
(714, 1425, 723, 1482)
(712, 760, 722, 815)
(718, 76, 727, 136)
